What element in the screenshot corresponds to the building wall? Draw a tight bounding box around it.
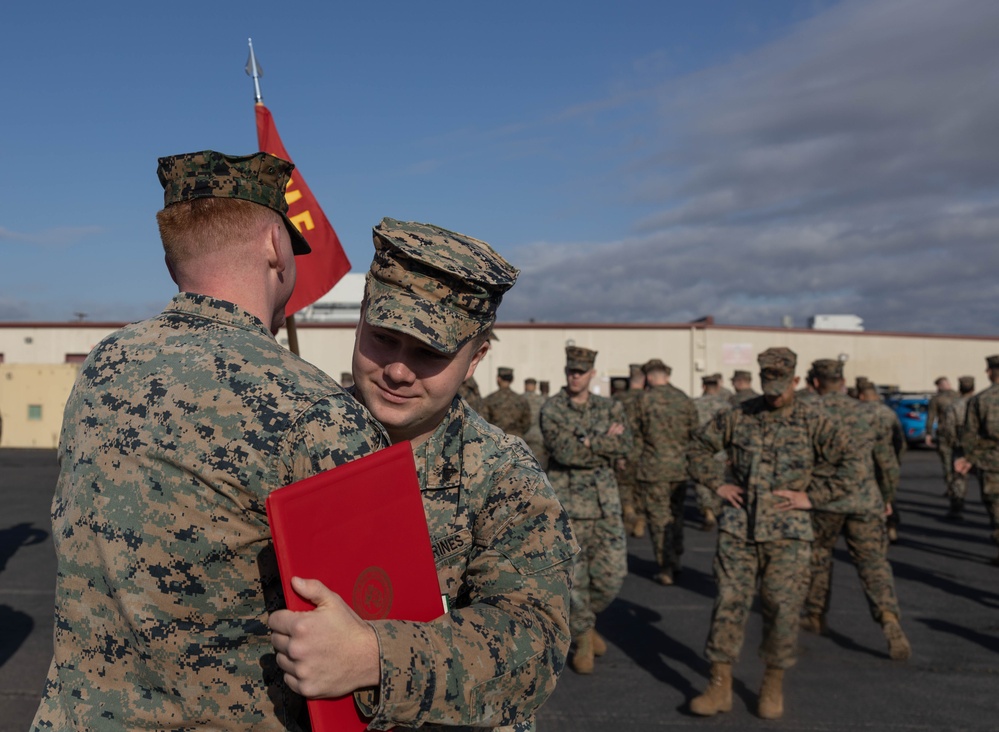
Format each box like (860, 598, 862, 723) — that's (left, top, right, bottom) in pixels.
(1, 320, 997, 447)
(0, 364, 79, 448)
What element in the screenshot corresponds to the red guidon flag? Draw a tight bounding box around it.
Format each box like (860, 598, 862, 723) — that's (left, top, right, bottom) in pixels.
(255, 103, 350, 316)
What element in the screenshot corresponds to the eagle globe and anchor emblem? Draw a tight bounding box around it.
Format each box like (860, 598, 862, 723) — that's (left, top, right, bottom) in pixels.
(353, 566, 394, 619)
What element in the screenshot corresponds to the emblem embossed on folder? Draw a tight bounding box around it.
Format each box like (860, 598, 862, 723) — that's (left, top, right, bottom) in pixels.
(353, 566, 393, 619)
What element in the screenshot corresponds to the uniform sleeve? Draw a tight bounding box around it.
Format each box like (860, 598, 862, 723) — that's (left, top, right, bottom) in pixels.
(806, 414, 868, 509)
(276, 394, 389, 484)
(359, 469, 577, 729)
(687, 411, 730, 490)
(540, 402, 608, 469)
(871, 414, 901, 502)
(588, 400, 633, 459)
(515, 397, 532, 437)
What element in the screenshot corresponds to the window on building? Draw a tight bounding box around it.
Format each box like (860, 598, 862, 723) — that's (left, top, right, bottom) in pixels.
(28, 404, 42, 421)
(65, 354, 88, 364)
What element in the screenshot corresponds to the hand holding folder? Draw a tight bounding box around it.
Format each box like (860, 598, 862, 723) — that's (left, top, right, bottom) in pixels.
(266, 442, 444, 732)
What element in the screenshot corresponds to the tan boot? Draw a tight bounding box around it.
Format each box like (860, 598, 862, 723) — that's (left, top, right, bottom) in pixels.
(571, 629, 595, 674)
(592, 629, 607, 657)
(757, 667, 784, 720)
(631, 516, 646, 538)
(701, 508, 717, 531)
(882, 612, 911, 661)
(689, 662, 732, 716)
(622, 505, 637, 534)
(800, 613, 827, 635)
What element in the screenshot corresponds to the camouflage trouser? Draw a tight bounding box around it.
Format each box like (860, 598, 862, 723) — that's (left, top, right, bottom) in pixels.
(705, 533, 811, 669)
(615, 468, 638, 517)
(805, 512, 900, 623)
(938, 444, 958, 497)
(568, 514, 627, 637)
(983, 471, 999, 545)
(694, 484, 722, 515)
(636, 479, 687, 572)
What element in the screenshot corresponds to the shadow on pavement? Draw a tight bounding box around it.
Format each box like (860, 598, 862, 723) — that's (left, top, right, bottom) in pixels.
(0, 522, 48, 574)
(0, 604, 35, 669)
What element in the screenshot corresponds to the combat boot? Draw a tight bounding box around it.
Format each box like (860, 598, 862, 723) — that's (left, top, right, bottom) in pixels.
(800, 613, 827, 635)
(631, 516, 646, 538)
(689, 662, 732, 716)
(622, 505, 638, 534)
(654, 568, 674, 586)
(881, 612, 911, 661)
(701, 508, 717, 531)
(592, 629, 607, 657)
(571, 629, 595, 674)
(757, 666, 784, 720)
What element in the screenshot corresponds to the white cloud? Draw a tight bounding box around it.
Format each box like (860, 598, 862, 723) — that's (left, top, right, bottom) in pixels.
(502, 0, 999, 335)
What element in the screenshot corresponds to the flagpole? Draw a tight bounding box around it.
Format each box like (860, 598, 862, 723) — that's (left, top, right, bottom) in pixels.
(246, 38, 301, 356)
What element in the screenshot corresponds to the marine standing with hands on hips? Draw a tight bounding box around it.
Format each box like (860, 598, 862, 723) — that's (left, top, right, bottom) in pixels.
(686, 347, 863, 720)
(268, 218, 578, 731)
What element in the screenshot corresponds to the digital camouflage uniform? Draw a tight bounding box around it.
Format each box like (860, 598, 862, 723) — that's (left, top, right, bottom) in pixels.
(634, 362, 698, 581)
(522, 388, 548, 468)
(798, 386, 903, 629)
(354, 217, 578, 728)
(541, 373, 632, 638)
(687, 353, 862, 672)
(353, 396, 577, 731)
(32, 293, 388, 732)
(960, 370, 999, 549)
(928, 386, 958, 485)
(481, 382, 532, 439)
(865, 396, 906, 532)
(614, 385, 645, 529)
(458, 377, 484, 413)
(938, 378, 975, 515)
(692, 390, 732, 521)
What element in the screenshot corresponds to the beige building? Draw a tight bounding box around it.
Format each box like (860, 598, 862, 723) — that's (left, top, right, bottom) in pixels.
(2, 319, 997, 449)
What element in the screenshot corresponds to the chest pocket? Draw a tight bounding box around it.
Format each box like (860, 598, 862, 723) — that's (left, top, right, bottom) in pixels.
(433, 529, 475, 603)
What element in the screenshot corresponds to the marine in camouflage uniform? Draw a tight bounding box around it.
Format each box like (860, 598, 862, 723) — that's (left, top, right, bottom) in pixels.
(926, 377, 958, 491)
(693, 374, 732, 530)
(687, 348, 864, 720)
(481, 367, 532, 438)
(938, 376, 976, 519)
(458, 376, 484, 413)
(541, 346, 632, 674)
(634, 359, 698, 584)
(522, 377, 549, 468)
(857, 382, 906, 533)
(270, 218, 578, 731)
(956, 355, 999, 565)
(729, 369, 759, 406)
(798, 361, 910, 661)
(32, 151, 389, 732)
(614, 364, 646, 535)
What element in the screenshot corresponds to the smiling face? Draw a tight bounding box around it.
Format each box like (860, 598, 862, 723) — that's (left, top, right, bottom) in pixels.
(351, 317, 489, 446)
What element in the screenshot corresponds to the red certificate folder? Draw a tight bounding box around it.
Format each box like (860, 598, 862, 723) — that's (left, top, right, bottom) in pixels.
(266, 441, 444, 732)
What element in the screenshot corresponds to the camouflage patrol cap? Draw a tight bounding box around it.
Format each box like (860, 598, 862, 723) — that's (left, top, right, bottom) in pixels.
(364, 218, 519, 354)
(987, 355, 999, 370)
(856, 376, 872, 390)
(642, 359, 671, 375)
(732, 369, 752, 381)
(156, 150, 311, 255)
(497, 367, 514, 380)
(758, 347, 797, 396)
(629, 364, 644, 377)
(811, 359, 843, 380)
(524, 377, 537, 386)
(539, 380, 550, 392)
(566, 346, 597, 371)
(959, 375, 976, 391)
(702, 373, 720, 385)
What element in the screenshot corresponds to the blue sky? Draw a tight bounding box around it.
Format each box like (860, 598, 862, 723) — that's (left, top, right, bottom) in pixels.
(3, 0, 997, 334)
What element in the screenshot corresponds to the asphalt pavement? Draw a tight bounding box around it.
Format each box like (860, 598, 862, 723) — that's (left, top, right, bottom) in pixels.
(2, 447, 998, 731)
